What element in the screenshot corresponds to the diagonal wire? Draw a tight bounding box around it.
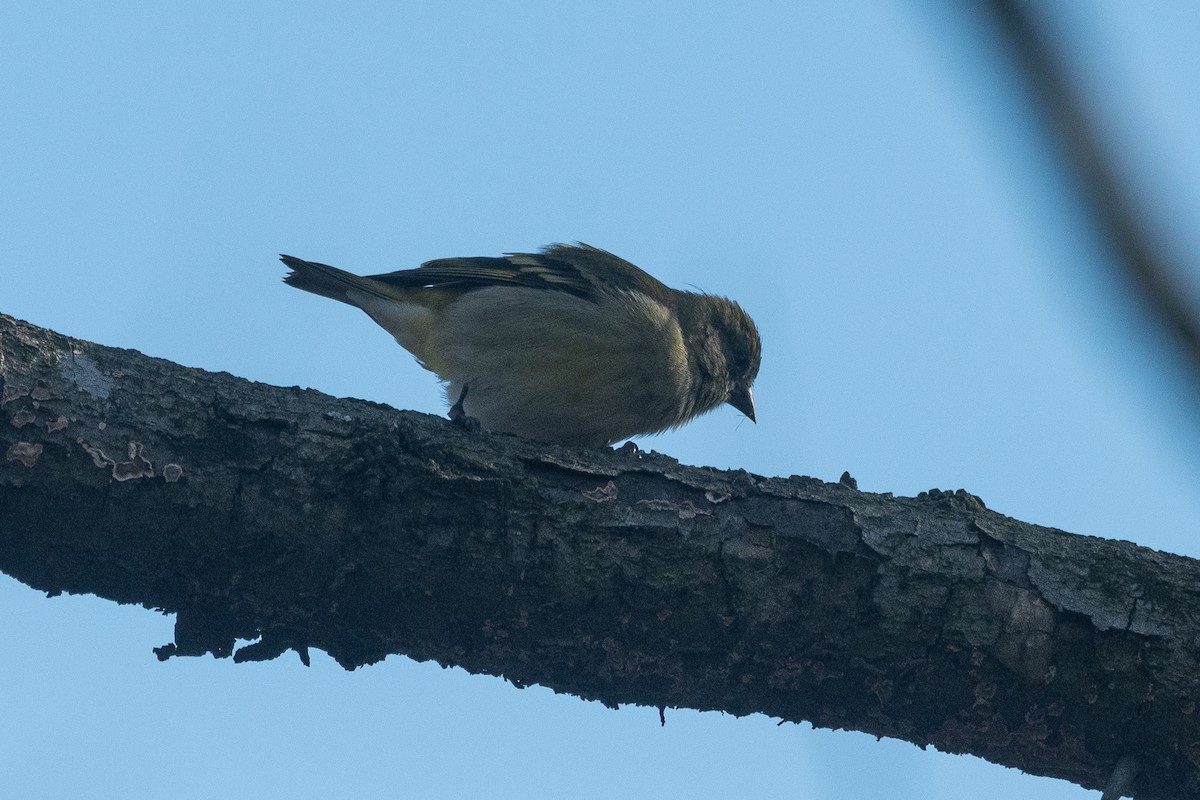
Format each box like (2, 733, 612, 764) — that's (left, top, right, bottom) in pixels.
(978, 0, 1200, 396)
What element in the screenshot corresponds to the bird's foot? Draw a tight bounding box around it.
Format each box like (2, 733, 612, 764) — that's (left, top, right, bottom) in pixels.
(449, 385, 481, 433)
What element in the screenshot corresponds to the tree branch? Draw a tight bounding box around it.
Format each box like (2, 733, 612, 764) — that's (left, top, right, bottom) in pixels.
(977, 0, 1200, 396)
(2, 312, 1198, 798)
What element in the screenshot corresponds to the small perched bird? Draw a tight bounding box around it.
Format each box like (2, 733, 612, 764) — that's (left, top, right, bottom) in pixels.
(279, 243, 761, 447)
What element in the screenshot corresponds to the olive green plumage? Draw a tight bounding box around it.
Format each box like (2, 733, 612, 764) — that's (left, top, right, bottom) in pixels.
(279, 243, 760, 447)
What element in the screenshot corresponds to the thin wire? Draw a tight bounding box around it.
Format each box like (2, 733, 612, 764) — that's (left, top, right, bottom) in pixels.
(978, 0, 1200, 395)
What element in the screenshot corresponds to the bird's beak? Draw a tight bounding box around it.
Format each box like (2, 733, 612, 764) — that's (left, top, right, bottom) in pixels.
(727, 385, 756, 423)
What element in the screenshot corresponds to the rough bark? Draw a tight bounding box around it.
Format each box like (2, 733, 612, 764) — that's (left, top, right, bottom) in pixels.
(2, 312, 1198, 798)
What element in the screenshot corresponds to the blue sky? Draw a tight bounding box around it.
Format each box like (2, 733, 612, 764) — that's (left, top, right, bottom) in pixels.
(4, 3, 1200, 798)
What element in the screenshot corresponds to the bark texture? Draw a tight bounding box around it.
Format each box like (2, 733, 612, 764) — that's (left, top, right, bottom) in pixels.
(2, 312, 1199, 798)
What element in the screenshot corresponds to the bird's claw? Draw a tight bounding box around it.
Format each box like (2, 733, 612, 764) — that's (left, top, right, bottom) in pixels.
(449, 385, 482, 432)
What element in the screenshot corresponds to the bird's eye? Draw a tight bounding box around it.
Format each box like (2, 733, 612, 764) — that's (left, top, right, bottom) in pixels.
(729, 349, 749, 376)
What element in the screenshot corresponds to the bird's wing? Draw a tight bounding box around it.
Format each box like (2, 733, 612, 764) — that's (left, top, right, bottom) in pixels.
(365, 243, 675, 305)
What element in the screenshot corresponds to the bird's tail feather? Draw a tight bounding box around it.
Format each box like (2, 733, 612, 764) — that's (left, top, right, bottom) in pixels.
(279, 255, 406, 305)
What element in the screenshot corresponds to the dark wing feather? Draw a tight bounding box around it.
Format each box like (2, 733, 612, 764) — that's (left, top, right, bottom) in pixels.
(364, 243, 675, 305)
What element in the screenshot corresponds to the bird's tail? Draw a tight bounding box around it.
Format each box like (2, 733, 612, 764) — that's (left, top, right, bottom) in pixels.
(279, 255, 406, 305)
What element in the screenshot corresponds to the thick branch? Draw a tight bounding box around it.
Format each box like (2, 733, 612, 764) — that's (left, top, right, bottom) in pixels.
(2, 312, 1198, 798)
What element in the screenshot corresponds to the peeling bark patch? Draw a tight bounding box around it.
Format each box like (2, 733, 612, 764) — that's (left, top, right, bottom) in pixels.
(979, 533, 1031, 586)
(46, 415, 68, 433)
(6, 441, 43, 467)
(29, 384, 56, 401)
(163, 463, 183, 482)
(63, 351, 113, 399)
(715, 527, 772, 561)
(113, 442, 154, 481)
(631, 497, 714, 520)
(9, 408, 35, 428)
(779, 499, 861, 553)
(985, 582, 1056, 682)
(1027, 558, 1141, 633)
(79, 440, 111, 468)
(2, 384, 29, 405)
(78, 440, 155, 480)
(583, 481, 617, 502)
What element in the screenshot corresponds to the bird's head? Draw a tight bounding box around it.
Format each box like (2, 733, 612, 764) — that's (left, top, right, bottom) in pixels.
(684, 293, 761, 423)
(713, 298, 760, 422)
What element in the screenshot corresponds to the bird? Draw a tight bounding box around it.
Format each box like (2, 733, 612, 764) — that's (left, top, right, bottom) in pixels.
(278, 243, 761, 447)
